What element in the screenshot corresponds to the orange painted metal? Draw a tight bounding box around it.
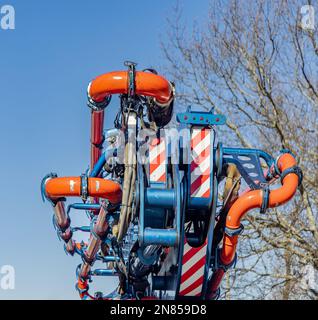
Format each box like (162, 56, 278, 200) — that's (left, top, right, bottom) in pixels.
(45, 176, 122, 204)
(88, 71, 173, 105)
(220, 153, 299, 265)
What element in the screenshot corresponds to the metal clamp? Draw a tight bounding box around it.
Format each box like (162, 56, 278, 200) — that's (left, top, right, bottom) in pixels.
(224, 224, 244, 237)
(274, 149, 296, 176)
(87, 82, 111, 111)
(125, 61, 137, 97)
(80, 174, 88, 201)
(260, 184, 270, 214)
(280, 166, 303, 186)
(41, 172, 58, 204)
(216, 248, 237, 272)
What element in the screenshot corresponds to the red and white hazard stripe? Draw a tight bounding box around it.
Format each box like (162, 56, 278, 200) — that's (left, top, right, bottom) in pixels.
(149, 137, 166, 183)
(179, 239, 208, 296)
(190, 127, 211, 198)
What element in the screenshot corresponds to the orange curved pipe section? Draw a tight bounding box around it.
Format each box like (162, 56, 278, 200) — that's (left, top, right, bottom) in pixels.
(45, 176, 122, 204)
(220, 153, 299, 265)
(88, 71, 173, 105)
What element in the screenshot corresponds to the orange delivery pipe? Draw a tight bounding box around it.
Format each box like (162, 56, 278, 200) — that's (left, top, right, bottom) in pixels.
(45, 176, 122, 205)
(207, 152, 300, 299)
(88, 71, 173, 105)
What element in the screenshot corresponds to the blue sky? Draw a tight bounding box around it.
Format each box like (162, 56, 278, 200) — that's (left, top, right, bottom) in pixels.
(0, 0, 209, 299)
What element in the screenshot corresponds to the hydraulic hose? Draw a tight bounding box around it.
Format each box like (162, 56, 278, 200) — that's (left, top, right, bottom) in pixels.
(116, 112, 137, 242)
(207, 152, 301, 299)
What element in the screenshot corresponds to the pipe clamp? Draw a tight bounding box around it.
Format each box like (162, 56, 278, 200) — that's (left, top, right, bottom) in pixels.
(280, 166, 303, 186)
(224, 224, 244, 237)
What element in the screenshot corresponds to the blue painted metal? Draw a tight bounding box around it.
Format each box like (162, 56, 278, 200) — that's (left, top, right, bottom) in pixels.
(89, 148, 117, 177)
(222, 147, 274, 168)
(89, 269, 118, 276)
(202, 175, 218, 297)
(139, 142, 183, 247)
(152, 276, 176, 291)
(138, 163, 146, 246)
(171, 162, 182, 247)
(176, 112, 226, 126)
(90, 152, 106, 177)
(221, 147, 275, 189)
(144, 228, 178, 246)
(67, 203, 101, 214)
(99, 256, 120, 263)
(175, 176, 187, 299)
(72, 226, 90, 232)
(145, 188, 175, 208)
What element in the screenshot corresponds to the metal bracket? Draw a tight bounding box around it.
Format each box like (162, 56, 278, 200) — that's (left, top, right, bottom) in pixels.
(222, 148, 275, 189)
(80, 174, 88, 202)
(177, 112, 226, 126)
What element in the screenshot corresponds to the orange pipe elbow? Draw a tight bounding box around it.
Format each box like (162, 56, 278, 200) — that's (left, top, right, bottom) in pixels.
(45, 176, 122, 204)
(220, 153, 299, 265)
(88, 71, 173, 105)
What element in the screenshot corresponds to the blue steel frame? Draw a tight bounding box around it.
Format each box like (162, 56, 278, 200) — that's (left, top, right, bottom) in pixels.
(139, 162, 182, 247)
(138, 136, 182, 247)
(177, 112, 226, 126)
(221, 147, 275, 189)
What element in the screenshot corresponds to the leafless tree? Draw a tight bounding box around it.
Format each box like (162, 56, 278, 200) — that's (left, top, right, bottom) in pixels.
(162, 0, 318, 299)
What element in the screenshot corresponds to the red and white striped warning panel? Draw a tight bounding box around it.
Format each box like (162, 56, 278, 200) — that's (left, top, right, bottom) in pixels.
(178, 239, 208, 297)
(149, 137, 167, 183)
(190, 127, 211, 198)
